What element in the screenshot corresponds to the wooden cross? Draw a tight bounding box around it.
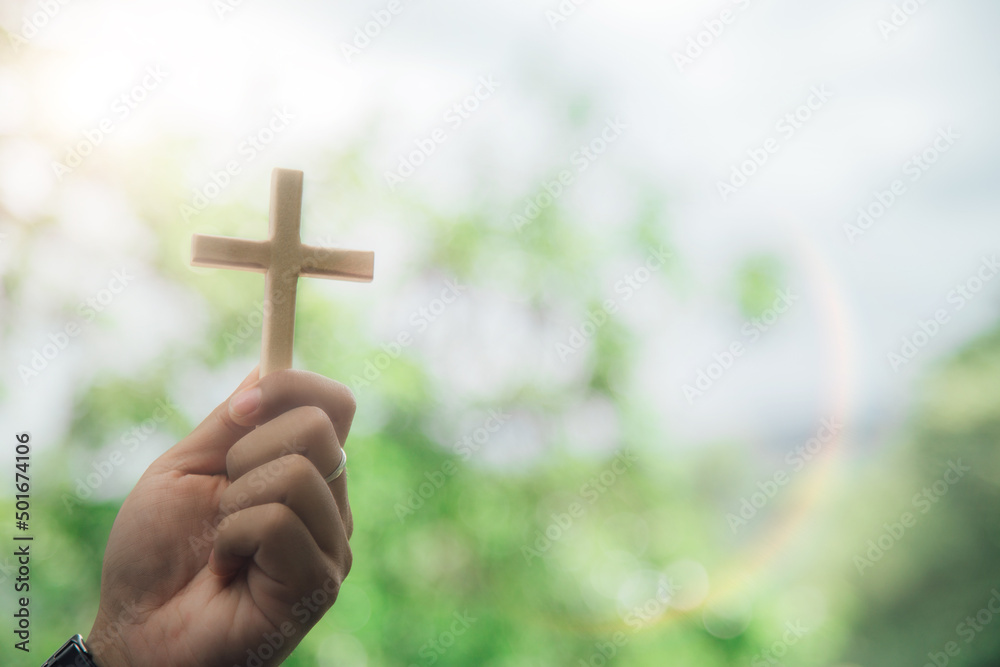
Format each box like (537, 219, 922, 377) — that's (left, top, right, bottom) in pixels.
(190, 168, 374, 376)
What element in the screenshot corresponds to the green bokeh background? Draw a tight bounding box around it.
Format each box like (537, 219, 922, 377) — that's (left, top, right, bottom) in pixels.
(4, 154, 1000, 667)
(3, 1, 1000, 666)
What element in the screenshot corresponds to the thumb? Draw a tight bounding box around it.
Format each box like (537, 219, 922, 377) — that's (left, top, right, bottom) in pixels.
(157, 366, 260, 475)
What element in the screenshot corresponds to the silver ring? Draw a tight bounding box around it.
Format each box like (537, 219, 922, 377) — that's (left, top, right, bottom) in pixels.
(324, 449, 347, 483)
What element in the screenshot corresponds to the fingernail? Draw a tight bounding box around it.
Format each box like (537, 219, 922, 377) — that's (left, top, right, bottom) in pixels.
(229, 387, 262, 418)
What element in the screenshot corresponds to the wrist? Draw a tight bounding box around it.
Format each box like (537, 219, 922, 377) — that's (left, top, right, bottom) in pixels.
(87, 612, 132, 667)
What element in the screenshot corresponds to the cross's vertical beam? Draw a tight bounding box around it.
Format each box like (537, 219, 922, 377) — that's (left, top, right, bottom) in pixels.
(261, 169, 304, 376)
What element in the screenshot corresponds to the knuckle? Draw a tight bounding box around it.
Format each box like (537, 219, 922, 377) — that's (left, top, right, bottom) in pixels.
(339, 386, 358, 420)
(261, 502, 295, 534)
(321, 566, 345, 603)
(343, 507, 354, 540)
(283, 453, 318, 485)
(341, 546, 354, 578)
(301, 405, 335, 442)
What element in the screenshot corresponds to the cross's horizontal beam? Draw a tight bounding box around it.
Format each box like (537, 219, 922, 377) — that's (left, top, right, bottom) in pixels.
(300, 246, 375, 282)
(191, 235, 270, 273)
(192, 236, 375, 282)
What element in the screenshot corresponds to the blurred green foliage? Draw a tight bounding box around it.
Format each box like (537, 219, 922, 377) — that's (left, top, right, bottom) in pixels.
(3, 154, 1000, 667)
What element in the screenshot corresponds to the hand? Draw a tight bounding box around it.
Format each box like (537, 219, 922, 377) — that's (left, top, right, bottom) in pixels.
(86, 368, 357, 667)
